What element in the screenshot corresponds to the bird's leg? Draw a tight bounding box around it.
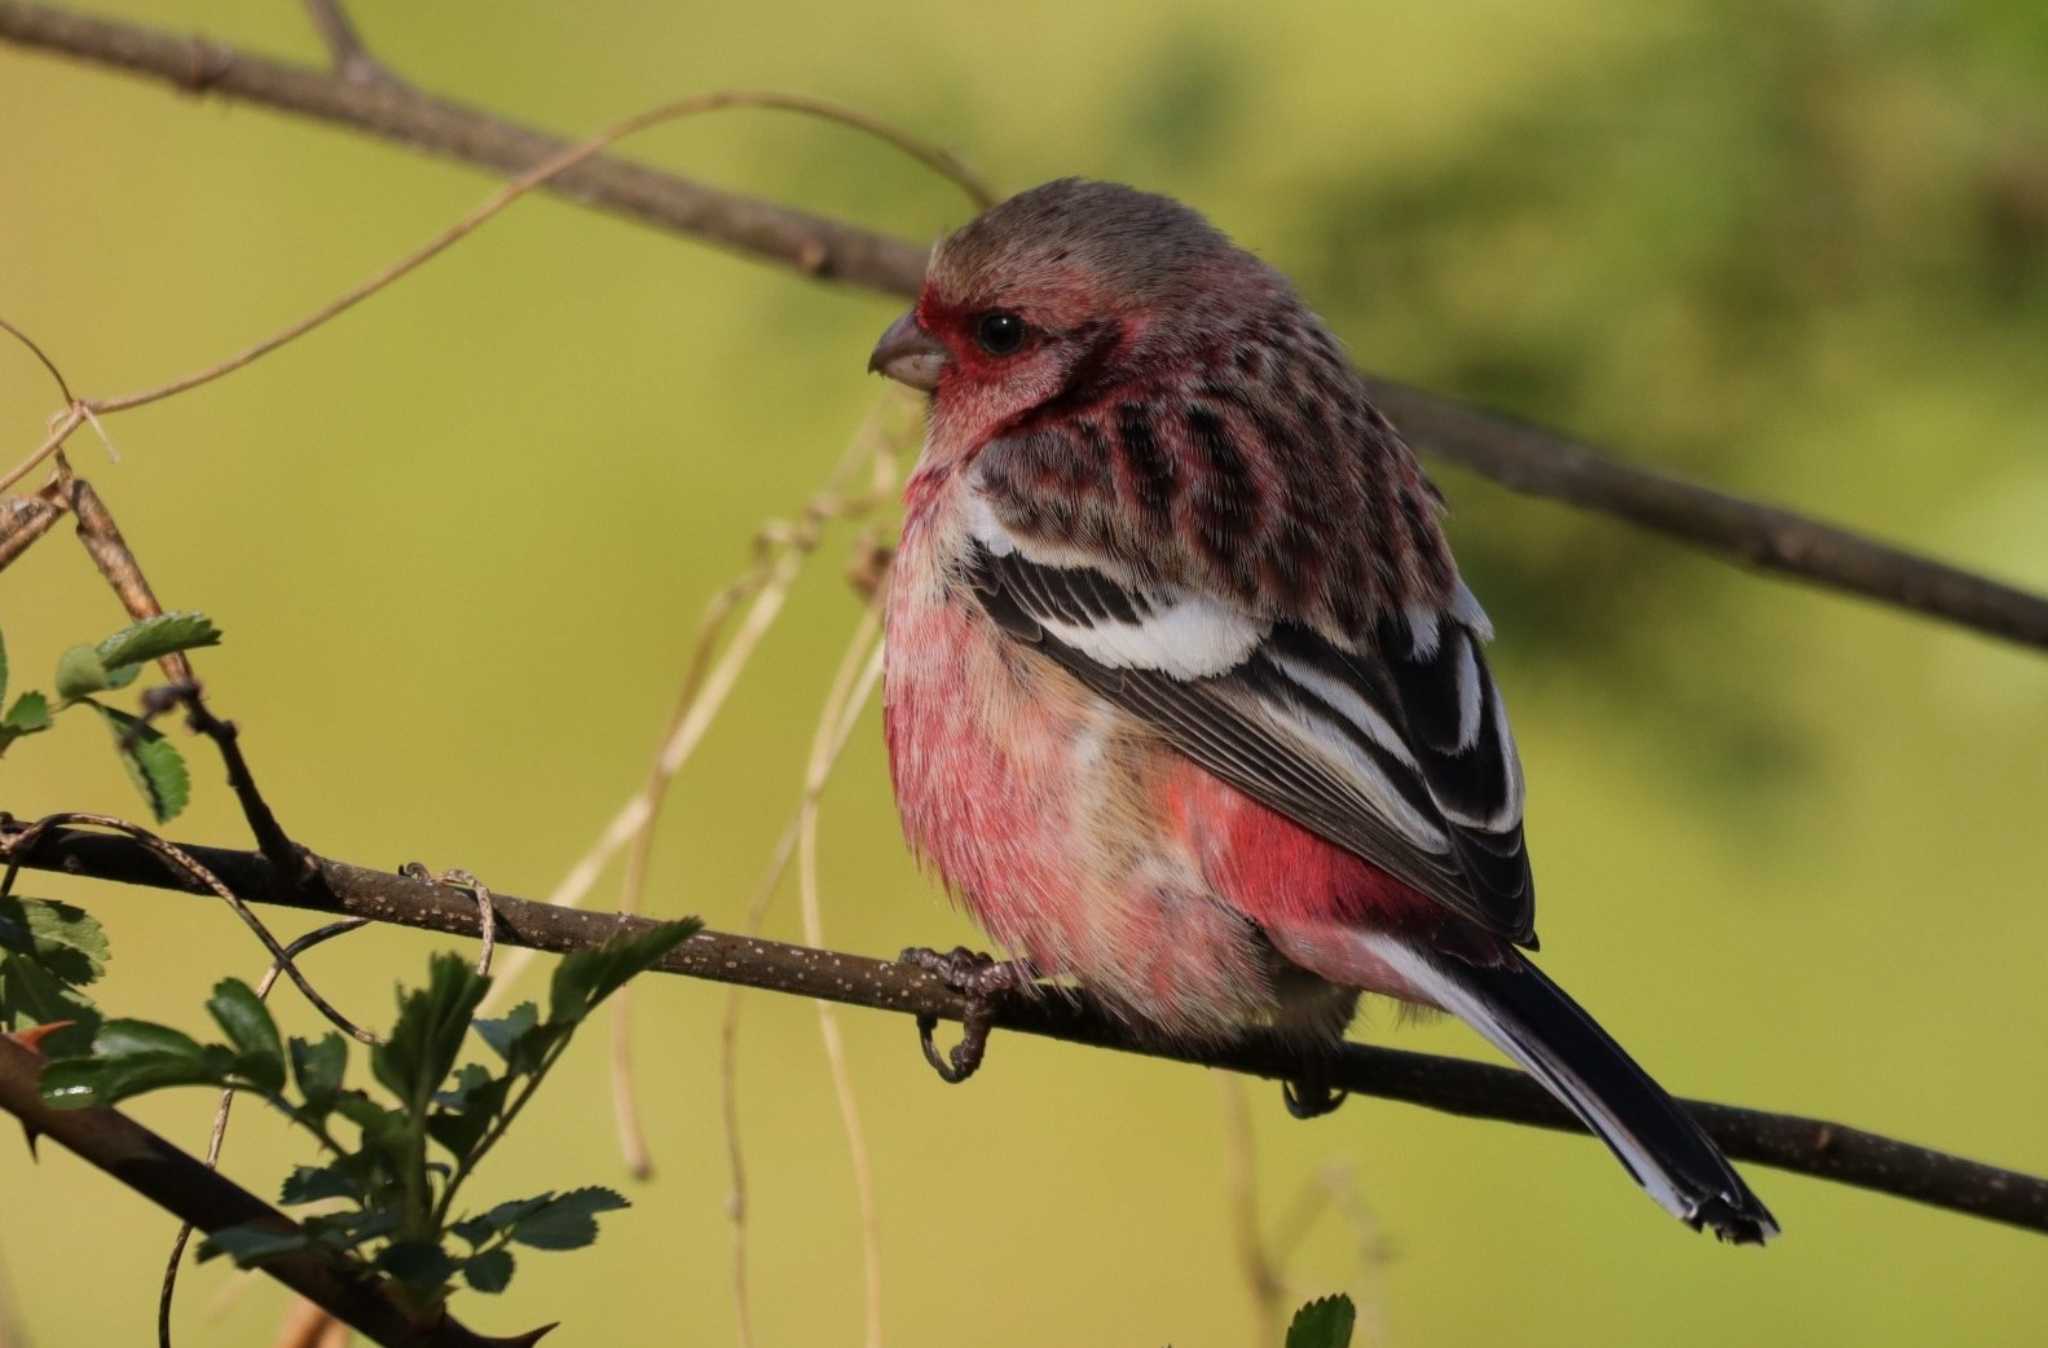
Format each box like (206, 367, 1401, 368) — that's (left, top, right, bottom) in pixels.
(898, 945, 1035, 1084)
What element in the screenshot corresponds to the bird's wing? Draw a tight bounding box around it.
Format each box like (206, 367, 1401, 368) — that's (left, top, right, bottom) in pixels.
(961, 500, 1535, 945)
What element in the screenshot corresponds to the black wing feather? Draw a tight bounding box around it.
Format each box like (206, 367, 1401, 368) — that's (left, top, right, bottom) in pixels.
(968, 543, 1536, 944)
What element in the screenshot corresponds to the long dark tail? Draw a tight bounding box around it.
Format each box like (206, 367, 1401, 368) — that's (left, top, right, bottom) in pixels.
(1366, 936, 1778, 1243)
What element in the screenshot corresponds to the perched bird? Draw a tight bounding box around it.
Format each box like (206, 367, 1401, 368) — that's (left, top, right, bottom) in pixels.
(870, 178, 1776, 1243)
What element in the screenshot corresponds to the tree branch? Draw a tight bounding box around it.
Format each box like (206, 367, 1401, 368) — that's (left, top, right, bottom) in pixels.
(299, 0, 404, 88)
(0, 1039, 544, 1348)
(2, 3, 2043, 653)
(6, 816, 2043, 1238)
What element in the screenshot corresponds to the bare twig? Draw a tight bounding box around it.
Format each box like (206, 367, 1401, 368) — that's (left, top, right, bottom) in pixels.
(140, 684, 308, 886)
(0, 813, 374, 1045)
(160, 918, 371, 1348)
(8, 818, 2046, 1238)
(795, 616, 887, 1348)
(2, 3, 2042, 651)
(0, 1039, 543, 1348)
(1218, 1078, 1285, 1344)
(0, 314, 74, 405)
(299, 0, 401, 88)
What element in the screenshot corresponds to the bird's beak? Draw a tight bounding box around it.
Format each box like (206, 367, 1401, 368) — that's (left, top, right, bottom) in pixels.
(867, 310, 948, 393)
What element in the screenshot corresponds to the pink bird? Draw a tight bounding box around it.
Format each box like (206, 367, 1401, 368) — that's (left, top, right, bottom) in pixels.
(870, 178, 1775, 1243)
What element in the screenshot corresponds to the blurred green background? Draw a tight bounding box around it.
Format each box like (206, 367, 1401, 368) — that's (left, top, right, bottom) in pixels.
(4, 0, 2046, 1343)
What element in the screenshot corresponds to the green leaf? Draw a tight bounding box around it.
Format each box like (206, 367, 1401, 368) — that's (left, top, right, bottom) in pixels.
(290, 1034, 347, 1117)
(0, 953, 103, 1053)
(54, 646, 136, 700)
(280, 1162, 360, 1206)
(95, 611, 221, 670)
(427, 1064, 512, 1161)
(373, 953, 490, 1117)
(1, 625, 8, 703)
(95, 704, 189, 822)
(197, 1223, 310, 1267)
(473, 1001, 539, 1066)
(40, 1045, 236, 1109)
(96, 1018, 206, 1059)
(39, 1017, 240, 1108)
(507, 1187, 629, 1251)
(376, 1240, 457, 1292)
(305, 1206, 399, 1252)
(1286, 1295, 1357, 1348)
(546, 920, 699, 1029)
(0, 691, 52, 753)
(1, 690, 49, 731)
(0, 896, 109, 986)
(453, 1194, 553, 1249)
(462, 1247, 515, 1294)
(206, 979, 285, 1093)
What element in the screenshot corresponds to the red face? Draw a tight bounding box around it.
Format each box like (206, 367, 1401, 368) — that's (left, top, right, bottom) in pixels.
(870, 268, 1131, 457)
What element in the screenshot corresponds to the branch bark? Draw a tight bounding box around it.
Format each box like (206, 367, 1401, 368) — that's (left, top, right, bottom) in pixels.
(0, 1040, 542, 1348)
(2, 1, 2045, 652)
(7, 817, 2044, 1238)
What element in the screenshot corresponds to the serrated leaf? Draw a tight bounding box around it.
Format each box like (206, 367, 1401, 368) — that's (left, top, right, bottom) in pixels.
(0, 896, 108, 985)
(546, 920, 698, 1029)
(0, 953, 102, 1053)
(55, 646, 144, 701)
(197, 1223, 310, 1266)
(376, 1240, 457, 1292)
(474, 1001, 539, 1066)
(508, 1187, 629, 1251)
(0, 690, 51, 754)
(427, 1065, 512, 1161)
(95, 611, 221, 670)
(1286, 1294, 1357, 1348)
(463, 1247, 515, 1294)
(373, 953, 489, 1117)
(206, 979, 285, 1093)
(96, 705, 188, 822)
(306, 1206, 399, 1251)
(290, 1034, 347, 1117)
(457, 1194, 554, 1247)
(279, 1162, 360, 1206)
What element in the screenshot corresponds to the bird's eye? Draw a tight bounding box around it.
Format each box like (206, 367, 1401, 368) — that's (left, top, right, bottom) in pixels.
(974, 311, 1026, 356)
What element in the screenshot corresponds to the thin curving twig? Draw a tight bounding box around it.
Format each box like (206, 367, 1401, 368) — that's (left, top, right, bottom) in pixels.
(794, 617, 888, 1348)
(0, 813, 375, 1045)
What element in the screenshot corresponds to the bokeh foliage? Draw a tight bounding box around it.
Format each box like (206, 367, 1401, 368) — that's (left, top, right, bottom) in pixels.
(2, 0, 2044, 1344)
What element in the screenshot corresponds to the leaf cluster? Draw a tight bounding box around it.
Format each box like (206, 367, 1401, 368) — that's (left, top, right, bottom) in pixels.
(0, 894, 109, 1057)
(41, 920, 699, 1309)
(0, 613, 222, 821)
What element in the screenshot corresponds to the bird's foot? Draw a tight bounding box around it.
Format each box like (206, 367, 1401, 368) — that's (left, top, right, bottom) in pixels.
(898, 945, 1034, 1084)
(1282, 1068, 1349, 1120)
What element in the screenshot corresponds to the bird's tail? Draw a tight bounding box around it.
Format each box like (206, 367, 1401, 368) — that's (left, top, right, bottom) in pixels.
(1364, 936, 1778, 1243)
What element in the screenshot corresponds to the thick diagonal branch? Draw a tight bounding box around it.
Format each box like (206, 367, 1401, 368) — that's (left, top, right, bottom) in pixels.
(6, 817, 2044, 1238)
(1, 1, 2044, 652)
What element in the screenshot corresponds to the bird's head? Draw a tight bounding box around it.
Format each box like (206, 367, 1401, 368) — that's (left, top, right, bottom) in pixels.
(869, 179, 1294, 455)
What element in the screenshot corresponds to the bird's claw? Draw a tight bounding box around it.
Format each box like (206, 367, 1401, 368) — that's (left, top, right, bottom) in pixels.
(899, 945, 1033, 1084)
(1282, 1074, 1349, 1120)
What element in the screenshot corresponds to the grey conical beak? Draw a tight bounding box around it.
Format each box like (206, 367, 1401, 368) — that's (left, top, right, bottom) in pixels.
(867, 310, 948, 392)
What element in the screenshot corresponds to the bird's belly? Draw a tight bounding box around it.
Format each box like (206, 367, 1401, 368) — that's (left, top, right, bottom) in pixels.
(883, 564, 1295, 1039)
